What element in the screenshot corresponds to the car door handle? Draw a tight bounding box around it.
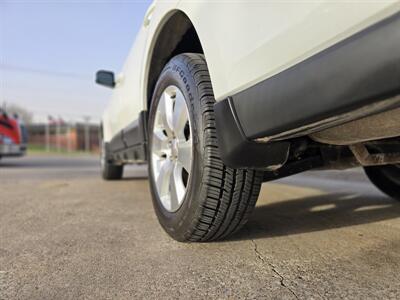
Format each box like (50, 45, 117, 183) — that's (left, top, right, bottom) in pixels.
(143, 4, 155, 27)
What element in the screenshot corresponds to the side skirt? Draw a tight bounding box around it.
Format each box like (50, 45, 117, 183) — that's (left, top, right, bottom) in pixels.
(108, 111, 148, 164)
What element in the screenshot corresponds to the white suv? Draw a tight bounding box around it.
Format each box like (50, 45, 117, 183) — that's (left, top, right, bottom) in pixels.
(97, 1, 400, 242)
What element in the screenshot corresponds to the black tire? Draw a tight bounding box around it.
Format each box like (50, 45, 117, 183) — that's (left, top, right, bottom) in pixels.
(100, 141, 123, 180)
(364, 165, 400, 200)
(148, 53, 263, 242)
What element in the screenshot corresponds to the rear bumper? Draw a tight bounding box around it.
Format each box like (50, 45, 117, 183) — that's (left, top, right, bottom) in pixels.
(0, 144, 26, 157)
(215, 11, 400, 168)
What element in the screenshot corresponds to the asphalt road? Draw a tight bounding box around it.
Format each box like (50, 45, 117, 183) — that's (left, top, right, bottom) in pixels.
(1, 155, 399, 299)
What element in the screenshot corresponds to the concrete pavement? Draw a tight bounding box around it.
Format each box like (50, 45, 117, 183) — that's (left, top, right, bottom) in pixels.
(0, 155, 399, 299)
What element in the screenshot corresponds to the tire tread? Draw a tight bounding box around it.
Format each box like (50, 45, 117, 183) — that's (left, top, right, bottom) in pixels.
(179, 53, 263, 242)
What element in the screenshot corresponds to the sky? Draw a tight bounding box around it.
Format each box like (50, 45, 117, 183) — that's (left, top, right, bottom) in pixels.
(0, 0, 152, 123)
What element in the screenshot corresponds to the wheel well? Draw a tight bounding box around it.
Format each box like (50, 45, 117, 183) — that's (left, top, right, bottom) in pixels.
(147, 11, 203, 108)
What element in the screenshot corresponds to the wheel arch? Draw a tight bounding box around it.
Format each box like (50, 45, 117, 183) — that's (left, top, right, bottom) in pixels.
(144, 10, 204, 110)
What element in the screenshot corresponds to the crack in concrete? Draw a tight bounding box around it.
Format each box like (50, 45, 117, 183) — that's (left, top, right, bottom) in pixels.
(250, 239, 299, 300)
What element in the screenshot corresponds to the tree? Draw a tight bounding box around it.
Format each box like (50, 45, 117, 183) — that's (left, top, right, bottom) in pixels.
(1, 103, 33, 124)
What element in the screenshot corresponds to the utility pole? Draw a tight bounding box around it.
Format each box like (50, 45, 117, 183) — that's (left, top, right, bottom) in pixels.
(66, 120, 71, 153)
(45, 120, 50, 152)
(56, 120, 61, 152)
(83, 116, 91, 152)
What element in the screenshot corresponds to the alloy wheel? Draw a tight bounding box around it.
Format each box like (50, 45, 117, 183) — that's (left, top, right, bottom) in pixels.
(151, 85, 193, 212)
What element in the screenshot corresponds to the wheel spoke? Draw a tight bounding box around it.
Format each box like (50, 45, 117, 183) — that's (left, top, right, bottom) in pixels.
(158, 92, 174, 137)
(156, 159, 173, 199)
(169, 164, 180, 210)
(172, 92, 188, 136)
(177, 139, 192, 172)
(170, 163, 186, 210)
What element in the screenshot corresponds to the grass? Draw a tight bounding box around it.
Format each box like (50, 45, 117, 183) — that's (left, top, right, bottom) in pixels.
(27, 144, 98, 156)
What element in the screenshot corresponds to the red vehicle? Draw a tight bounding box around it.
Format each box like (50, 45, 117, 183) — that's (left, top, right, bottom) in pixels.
(0, 109, 27, 158)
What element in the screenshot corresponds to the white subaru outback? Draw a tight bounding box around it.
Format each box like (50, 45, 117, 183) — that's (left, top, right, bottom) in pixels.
(97, 1, 400, 242)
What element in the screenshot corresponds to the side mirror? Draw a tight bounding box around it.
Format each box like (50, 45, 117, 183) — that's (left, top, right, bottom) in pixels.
(96, 70, 115, 88)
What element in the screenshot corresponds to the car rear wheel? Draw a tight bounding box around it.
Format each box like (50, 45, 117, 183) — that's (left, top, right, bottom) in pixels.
(364, 164, 400, 200)
(148, 53, 263, 242)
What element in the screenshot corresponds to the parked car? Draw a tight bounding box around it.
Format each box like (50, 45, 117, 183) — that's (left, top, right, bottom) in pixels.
(97, 1, 400, 242)
(0, 110, 27, 159)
